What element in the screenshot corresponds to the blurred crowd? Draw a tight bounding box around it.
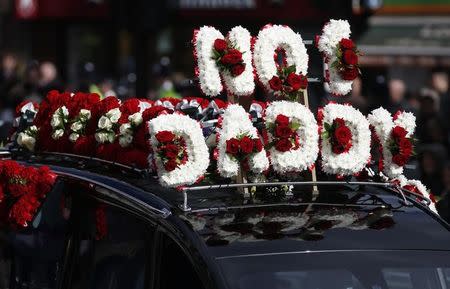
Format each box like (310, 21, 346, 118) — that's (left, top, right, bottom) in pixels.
(0, 52, 449, 220)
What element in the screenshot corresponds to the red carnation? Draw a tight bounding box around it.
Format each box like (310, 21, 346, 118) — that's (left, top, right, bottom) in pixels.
(254, 139, 263, 152)
(275, 114, 289, 127)
(226, 138, 240, 155)
(392, 126, 407, 140)
(340, 38, 354, 49)
(399, 138, 413, 157)
(269, 76, 282, 91)
(240, 136, 254, 154)
(286, 73, 303, 91)
(164, 144, 179, 159)
(334, 125, 352, 145)
(164, 160, 178, 172)
(275, 126, 293, 138)
(341, 67, 359, 81)
(221, 49, 243, 65)
(343, 50, 358, 65)
(231, 63, 245, 76)
(392, 154, 408, 166)
(214, 38, 227, 52)
(275, 138, 292, 152)
(155, 131, 175, 143)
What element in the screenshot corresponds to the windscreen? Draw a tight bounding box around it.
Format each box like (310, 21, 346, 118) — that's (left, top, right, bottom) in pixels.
(218, 250, 450, 289)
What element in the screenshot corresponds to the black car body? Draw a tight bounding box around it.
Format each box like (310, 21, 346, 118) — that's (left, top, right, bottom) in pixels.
(0, 152, 449, 289)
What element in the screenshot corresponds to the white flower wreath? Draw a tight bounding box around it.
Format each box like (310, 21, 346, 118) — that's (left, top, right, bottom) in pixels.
(320, 103, 371, 175)
(193, 26, 254, 97)
(316, 19, 353, 96)
(368, 108, 416, 178)
(253, 24, 308, 95)
(149, 114, 210, 187)
(264, 101, 318, 174)
(217, 104, 269, 178)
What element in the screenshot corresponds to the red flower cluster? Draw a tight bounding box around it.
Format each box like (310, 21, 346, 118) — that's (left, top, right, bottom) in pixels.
(155, 131, 188, 172)
(0, 160, 56, 228)
(268, 65, 308, 101)
(390, 126, 413, 166)
(328, 118, 352, 154)
(213, 38, 246, 76)
(271, 114, 299, 152)
(336, 38, 360, 81)
(225, 135, 263, 159)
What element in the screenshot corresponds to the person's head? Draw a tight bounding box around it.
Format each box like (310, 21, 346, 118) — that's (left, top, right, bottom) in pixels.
(421, 151, 438, 175)
(419, 88, 439, 115)
(39, 61, 58, 85)
(431, 68, 448, 94)
(388, 79, 406, 104)
(1, 52, 18, 75)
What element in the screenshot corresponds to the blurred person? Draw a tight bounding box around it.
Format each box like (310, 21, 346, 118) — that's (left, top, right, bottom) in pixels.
(387, 78, 410, 114)
(38, 61, 63, 95)
(430, 68, 450, 138)
(436, 162, 450, 222)
(99, 78, 116, 98)
(416, 88, 447, 147)
(0, 53, 20, 113)
(419, 145, 447, 196)
(348, 77, 368, 114)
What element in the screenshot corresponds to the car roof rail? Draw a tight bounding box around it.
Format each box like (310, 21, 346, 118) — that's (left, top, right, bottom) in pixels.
(179, 181, 432, 213)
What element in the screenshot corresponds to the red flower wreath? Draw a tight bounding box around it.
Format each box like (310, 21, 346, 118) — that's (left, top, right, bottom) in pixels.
(388, 126, 413, 166)
(332, 38, 361, 81)
(323, 118, 352, 154)
(155, 131, 188, 172)
(225, 134, 263, 163)
(268, 65, 308, 102)
(212, 38, 246, 77)
(267, 114, 300, 152)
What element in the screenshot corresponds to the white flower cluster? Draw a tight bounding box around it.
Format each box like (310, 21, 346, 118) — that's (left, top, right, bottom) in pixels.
(368, 108, 416, 178)
(149, 114, 210, 187)
(394, 175, 438, 214)
(217, 104, 269, 178)
(265, 101, 319, 173)
(253, 25, 308, 95)
(69, 109, 91, 142)
(316, 19, 353, 96)
(320, 103, 371, 175)
(118, 112, 143, 147)
(193, 26, 254, 97)
(50, 106, 69, 140)
(95, 108, 121, 144)
(17, 125, 38, 151)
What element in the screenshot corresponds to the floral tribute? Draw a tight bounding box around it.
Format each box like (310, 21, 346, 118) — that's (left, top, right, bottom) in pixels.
(319, 103, 371, 176)
(193, 26, 254, 97)
(154, 131, 188, 172)
(225, 134, 264, 165)
(393, 175, 437, 213)
(264, 101, 319, 174)
(253, 24, 308, 97)
(0, 160, 56, 228)
(368, 108, 416, 178)
(268, 65, 308, 101)
(316, 19, 360, 96)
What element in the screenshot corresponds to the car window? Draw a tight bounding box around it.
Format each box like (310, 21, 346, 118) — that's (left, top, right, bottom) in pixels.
(69, 193, 153, 289)
(157, 234, 205, 289)
(0, 179, 71, 289)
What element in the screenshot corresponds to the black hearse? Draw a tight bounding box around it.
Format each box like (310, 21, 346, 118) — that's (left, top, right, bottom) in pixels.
(0, 151, 449, 289)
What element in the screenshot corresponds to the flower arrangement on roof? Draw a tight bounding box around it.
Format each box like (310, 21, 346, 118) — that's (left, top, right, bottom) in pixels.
(268, 65, 308, 101)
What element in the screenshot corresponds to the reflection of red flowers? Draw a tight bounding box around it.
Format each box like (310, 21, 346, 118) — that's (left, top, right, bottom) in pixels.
(341, 68, 359, 81)
(155, 131, 175, 143)
(343, 50, 358, 65)
(275, 114, 289, 127)
(275, 126, 293, 138)
(269, 76, 282, 91)
(231, 63, 245, 76)
(275, 138, 292, 152)
(214, 38, 227, 52)
(339, 38, 354, 49)
(226, 138, 240, 155)
(221, 49, 243, 65)
(240, 136, 254, 154)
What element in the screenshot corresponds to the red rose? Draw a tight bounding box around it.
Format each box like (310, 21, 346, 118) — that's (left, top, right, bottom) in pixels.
(399, 138, 413, 157)
(334, 125, 352, 145)
(392, 154, 407, 166)
(341, 67, 359, 81)
(299, 75, 308, 89)
(340, 38, 354, 49)
(164, 160, 178, 172)
(214, 38, 227, 52)
(254, 139, 263, 152)
(269, 76, 282, 91)
(240, 136, 254, 154)
(164, 144, 179, 159)
(275, 138, 292, 152)
(334, 118, 346, 127)
(343, 50, 358, 65)
(275, 126, 293, 138)
(155, 131, 175, 143)
(226, 138, 240, 155)
(286, 73, 303, 91)
(221, 49, 243, 65)
(231, 63, 246, 76)
(275, 114, 289, 127)
(392, 126, 407, 140)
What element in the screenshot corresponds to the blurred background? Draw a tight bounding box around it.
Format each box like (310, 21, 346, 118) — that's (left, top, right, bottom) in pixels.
(0, 0, 449, 215)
